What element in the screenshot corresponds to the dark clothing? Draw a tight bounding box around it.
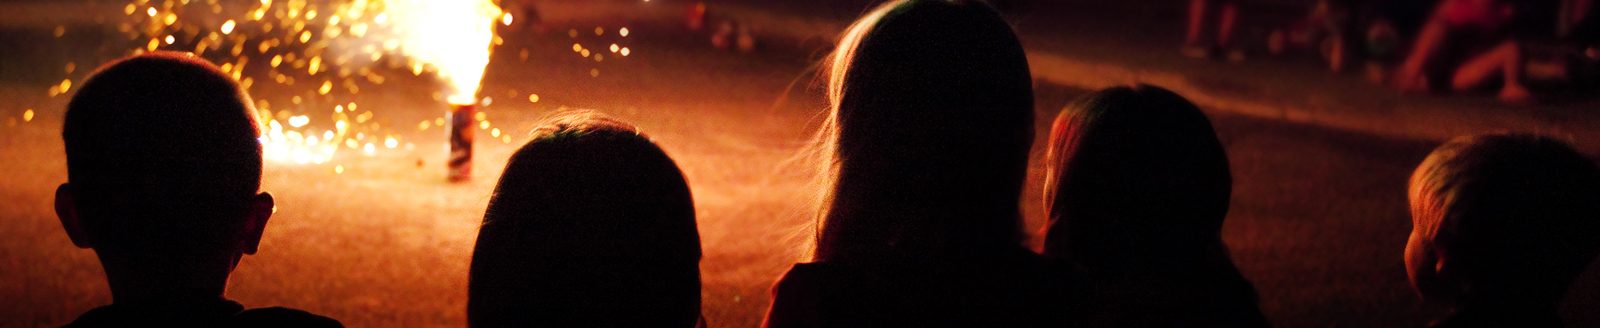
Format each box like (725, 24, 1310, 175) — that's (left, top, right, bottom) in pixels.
(1512, 0, 1563, 40)
(1062, 259, 1269, 328)
(1430, 301, 1564, 328)
(1569, 1, 1600, 44)
(763, 250, 1075, 328)
(1361, 0, 1437, 35)
(66, 299, 341, 328)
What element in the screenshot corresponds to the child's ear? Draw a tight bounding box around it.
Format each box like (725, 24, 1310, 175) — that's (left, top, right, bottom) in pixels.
(240, 192, 275, 255)
(55, 184, 93, 249)
(1404, 231, 1446, 301)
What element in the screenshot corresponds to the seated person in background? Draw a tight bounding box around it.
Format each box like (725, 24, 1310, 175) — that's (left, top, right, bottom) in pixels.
(468, 112, 703, 327)
(762, 0, 1069, 327)
(1184, 0, 1246, 61)
(56, 52, 340, 327)
(1406, 134, 1600, 327)
(1042, 85, 1268, 327)
(1354, 0, 1438, 83)
(1394, 0, 1535, 102)
(1267, 0, 1356, 71)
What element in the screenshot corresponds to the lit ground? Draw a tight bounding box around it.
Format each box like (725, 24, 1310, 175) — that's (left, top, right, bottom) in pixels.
(3, 14, 1599, 328)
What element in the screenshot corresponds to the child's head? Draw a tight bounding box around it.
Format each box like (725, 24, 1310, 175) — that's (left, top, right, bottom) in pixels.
(1043, 85, 1231, 264)
(469, 112, 700, 327)
(57, 52, 272, 272)
(1406, 134, 1600, 304)
(813, 0, 1034, 262)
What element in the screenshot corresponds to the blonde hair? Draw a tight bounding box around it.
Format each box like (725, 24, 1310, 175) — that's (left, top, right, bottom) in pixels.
(1407, 133, 1600, 299)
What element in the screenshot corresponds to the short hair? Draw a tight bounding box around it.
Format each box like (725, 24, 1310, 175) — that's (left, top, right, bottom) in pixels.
(1043, 85, 1232, 260)
(468, 112, 701, 327)
(63, 52, 262, 252)
(814, 0, 1034, 262)
(1409, 134, 1600, 299)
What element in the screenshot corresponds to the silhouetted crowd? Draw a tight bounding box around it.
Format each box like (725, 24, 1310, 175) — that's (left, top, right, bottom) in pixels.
(52, 0, 1600, 327)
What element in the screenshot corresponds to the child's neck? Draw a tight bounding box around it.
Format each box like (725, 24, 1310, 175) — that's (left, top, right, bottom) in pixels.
(97, 251, 233, 308)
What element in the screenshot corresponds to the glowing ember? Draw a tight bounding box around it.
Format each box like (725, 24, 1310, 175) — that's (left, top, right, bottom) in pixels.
(68, 0, 526, 165)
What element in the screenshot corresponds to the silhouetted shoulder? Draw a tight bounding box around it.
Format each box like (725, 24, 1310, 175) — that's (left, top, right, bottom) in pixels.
(765, 251, 1072, 328)
(230, 307, 343, 328)
(65, 301, 242, 328)
(63, 302, 341, 328)
(1070, 267, 1268, 328)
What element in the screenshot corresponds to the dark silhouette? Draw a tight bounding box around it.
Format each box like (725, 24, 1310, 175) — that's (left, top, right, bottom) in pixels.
(1406, 134, 1600, 327)
(55, 52, 339, 327)
(468, 113, 703, 327)
(1042, 85, 1268, 327)
(763, 1, 1066, 326)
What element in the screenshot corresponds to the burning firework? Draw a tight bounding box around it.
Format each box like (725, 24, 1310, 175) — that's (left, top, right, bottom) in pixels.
(99, 0, 509, 165)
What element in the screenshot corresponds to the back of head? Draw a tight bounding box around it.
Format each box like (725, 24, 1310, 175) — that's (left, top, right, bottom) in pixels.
(816, 0, 1035, 263)
(469, 113, 700, 327)
(1043, 85, 1232, 267)
(1407, 134, 1600, 302)
(64, 51, 263, 254)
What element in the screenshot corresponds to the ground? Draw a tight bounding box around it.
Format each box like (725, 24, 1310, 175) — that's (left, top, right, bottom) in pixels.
(3, 2, 1599, 328)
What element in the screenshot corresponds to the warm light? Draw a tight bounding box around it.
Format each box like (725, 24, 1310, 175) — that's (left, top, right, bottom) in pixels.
(620, 47, 631, 56)
(501, 13, 514, 26)
(22, 109, 34, 122)
(527, 94, 539, 103)
(288, 115, 310, 127)
(384, 0, 503, 105)
(221, 20, 237, 34)
(620, 27, 630, 37)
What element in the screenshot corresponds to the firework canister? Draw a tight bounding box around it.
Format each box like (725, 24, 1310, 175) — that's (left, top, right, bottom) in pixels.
(448, 104, 474, 182)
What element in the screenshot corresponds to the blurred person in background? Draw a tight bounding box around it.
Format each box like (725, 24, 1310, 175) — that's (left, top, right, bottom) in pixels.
(1184, 0, 1246, 61)
(1393, 0, 1552, 103)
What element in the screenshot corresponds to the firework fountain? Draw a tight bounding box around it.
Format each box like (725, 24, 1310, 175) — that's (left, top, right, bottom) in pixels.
(101, 0, 509, 178)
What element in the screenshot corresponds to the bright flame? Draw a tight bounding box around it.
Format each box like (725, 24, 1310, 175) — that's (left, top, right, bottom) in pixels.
(102, 0, 521, 166)
(383, 0, 502, 105)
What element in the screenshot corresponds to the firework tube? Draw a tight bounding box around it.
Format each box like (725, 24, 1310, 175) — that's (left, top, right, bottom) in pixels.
(448, 103, 475, 182)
